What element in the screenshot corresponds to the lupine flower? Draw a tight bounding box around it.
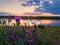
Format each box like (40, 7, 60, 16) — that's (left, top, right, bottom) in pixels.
(25, 29, 30, 34)
(15, 35, 19, 39)
(9, 35, 15, 41)
(28, 37, 34, 43)
(14, 16, 21, 22)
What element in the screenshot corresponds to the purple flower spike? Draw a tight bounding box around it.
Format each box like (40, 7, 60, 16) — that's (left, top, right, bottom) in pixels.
(15, 35, 19, 39)
(25, 29, 30, 34)
(9, 35, 15, 41)
(28, 37, 34, 43)
(47, 24, 51, 27)
(14, 16, 21, 22)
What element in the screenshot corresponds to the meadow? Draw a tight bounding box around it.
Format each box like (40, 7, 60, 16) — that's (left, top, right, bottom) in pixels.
(0, 26, 60, 45)
(0, 16, 60, 45)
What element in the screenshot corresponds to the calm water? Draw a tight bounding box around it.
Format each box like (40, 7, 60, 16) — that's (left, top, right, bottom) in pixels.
(24, 19, 60, 26)
(1, 19, 60, 26)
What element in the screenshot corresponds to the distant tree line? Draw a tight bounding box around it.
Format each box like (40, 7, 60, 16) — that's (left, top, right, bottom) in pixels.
(0, 16, 60, 20)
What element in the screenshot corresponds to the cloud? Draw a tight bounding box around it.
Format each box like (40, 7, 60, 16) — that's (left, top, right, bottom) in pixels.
(41, 0, 60, 14)
(22, 0, 40, 6)
(22, 0, 60, 15)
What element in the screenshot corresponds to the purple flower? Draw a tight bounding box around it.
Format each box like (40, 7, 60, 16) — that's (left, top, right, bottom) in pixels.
(13, 27, 16, 31)
(47, 25, 51, 27)
(15, 35, 19, 39)
(45, 25, 50, 28)
(8, 16, 11, 19)
(9, 35, 15, 41)
(28, 37, 34, 43)
(25, 29, 30, 34)
(39, 32, 43, 36)
(14, 16, 21, 22)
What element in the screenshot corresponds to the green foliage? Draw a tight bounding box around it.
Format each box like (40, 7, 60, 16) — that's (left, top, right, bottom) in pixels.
(38, 25, 45, 29)
(0, 26, 60, 45)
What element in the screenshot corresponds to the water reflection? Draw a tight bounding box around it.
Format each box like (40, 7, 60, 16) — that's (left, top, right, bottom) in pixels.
(0, 19, 60, 26)
(36, 19, 53, 25)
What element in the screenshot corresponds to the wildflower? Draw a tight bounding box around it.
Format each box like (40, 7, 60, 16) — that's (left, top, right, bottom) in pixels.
(15, 35, 19, 39)
(25, 29, 30, 34)
(47, 24, 51, 27)
(9, 35, 15, 41)
(28, 37, 34, 43)
(14, 16, 21, 22)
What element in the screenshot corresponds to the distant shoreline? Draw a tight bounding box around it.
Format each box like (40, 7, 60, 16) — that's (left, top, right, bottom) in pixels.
(0, 16, 60, 20)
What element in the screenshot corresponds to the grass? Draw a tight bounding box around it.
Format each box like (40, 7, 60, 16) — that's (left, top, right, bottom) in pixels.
(0, 26, 60, 45)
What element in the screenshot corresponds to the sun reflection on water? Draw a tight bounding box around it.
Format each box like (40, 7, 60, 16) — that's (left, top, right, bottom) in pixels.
(40, 19, 53, 25)
(1, 19, 59, 26)
(10, 19, 53, 26)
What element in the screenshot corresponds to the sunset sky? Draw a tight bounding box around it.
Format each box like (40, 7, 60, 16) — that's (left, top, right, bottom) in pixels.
(0, 0, 60, 16)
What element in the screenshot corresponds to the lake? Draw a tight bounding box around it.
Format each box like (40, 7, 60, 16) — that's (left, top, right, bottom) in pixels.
(23, 19, 60, 26)
(0, 19, 60, 26)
